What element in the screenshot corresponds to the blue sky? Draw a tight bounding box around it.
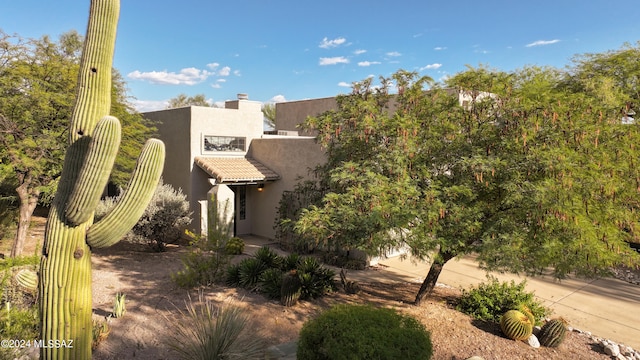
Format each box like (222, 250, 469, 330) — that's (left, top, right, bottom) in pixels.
(1, 1, 639, 112)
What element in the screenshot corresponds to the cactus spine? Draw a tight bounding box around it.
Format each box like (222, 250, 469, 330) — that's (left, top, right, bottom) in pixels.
(280, 270, 302, 306)
(538, 318, 568, 347)
(500, 309, 533, 341)
(39, 0, 165, 358)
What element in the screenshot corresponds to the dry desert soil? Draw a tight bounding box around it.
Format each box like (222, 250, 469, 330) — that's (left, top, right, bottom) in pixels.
(11, 214, 621, 359)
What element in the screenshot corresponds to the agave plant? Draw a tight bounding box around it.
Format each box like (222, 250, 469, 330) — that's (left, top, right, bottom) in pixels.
(169, 294, 265, 360)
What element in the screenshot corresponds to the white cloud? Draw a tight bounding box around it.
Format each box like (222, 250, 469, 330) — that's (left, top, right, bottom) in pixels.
(233, 70, 241, 76)
(211, 83, 222, 89)
(319, 56, 349, 66)
(218, 66, 231, 76)
(358, 61, 381, 67)
(354, 49, 367, 55)
(526, 39, 560, 47)
(207, 62, 220, 70)
(319, 37, 346, 49)
(338, 81, 351, 87)
(131, 99, 169, 113)
(127, 67, 213, 85)
(420, 63, 442, 71)
(434, 46, 447, 51)
(216, 79, 226, 83)
(386, 51, 402, 57)
(268, 94, 287, 103)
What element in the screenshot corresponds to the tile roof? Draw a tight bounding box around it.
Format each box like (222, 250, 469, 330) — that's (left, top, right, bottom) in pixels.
(194, 156, 280, 183)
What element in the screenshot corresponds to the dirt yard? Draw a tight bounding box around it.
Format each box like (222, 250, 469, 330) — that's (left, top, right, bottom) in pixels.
(9, 215, 617, 359)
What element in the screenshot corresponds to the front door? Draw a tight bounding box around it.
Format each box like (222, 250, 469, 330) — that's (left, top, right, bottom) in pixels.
(235, 185, 251, 235)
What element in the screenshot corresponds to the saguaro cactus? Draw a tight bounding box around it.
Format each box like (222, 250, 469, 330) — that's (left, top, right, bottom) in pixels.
(39, 0, 165, 358)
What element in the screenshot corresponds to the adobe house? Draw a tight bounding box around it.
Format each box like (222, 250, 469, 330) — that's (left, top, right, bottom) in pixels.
(143, 90, 486, 243)
(142, 94, 329, 240)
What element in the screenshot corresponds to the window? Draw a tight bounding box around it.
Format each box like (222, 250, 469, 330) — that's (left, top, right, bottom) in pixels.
(238, 186, 246, 220)
(203, 135, 246, 152)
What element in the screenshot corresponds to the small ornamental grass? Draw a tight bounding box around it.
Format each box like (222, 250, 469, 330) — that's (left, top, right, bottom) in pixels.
(168, 294, 265, 360)
(297, 304, 433, 360)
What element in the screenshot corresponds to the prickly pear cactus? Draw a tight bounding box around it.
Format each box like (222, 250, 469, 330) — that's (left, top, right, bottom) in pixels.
(500, 309, 533, 341)
(281, 270, 302, 306)
(39, 0, 165, 358)
(538, 318, 568, 347)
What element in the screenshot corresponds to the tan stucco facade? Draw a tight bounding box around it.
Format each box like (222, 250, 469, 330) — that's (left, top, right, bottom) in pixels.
(143, 95, 333, 240)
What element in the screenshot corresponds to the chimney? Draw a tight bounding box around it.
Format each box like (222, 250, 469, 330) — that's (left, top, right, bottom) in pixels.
(237, 93, 248, 100)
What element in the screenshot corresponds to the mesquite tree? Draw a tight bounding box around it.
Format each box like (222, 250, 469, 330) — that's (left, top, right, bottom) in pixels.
(294, 66, 640, 305)
(39, 0, 164, 358)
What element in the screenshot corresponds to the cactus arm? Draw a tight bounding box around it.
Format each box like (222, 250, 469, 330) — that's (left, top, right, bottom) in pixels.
(69, 0, 119, 142)
(65, 115, 121, 225)
(87, 139, 165, 248)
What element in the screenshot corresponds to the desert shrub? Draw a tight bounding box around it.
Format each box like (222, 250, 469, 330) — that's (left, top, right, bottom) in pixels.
(237, 258, 268, 290)
(92, 319, 111, 350)
(172, 231, 229, 288)
(280, 253, 300, 271)
(225, 264, 241, 287)
(0, 304, 38, 341)
(456, 276, 549, 324)
(224, 237, 244, 255)
(253, 246, 282, 269)
(169, 295, 265, 360)
(297, 304, 433, 360)
(96, 180, 192, 251)
(258, 268, 283, 299)
(297, 260, 336, 300)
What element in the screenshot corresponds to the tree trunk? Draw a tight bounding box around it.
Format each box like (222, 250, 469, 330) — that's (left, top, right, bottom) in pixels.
(10, 183, 39, 257)
(414, 249, 455, 305)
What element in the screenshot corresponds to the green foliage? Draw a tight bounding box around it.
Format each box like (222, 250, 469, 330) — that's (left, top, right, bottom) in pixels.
(456, 276, 549, 324)
(281, 253, 301, 271)
(237, 258, 268, 289)
(224, 237, 244, 255)
(166, 93, 213, 108)
(500, 309, 533, 340)
(538, 318, 568, 348)
(96, 180, 192, 251)
(291, 54, 640, 303)
(224, 264, 241, 287)
(296, 257, 336, 300)
(297, 304, 433, 360)
(91, 318, 110, 350)
(258, 268, 283, 299)
(112, 292, 126, 318)
(169, 295, 265, 360)
(253, 246, 282, 269)
(172, 232, 230, 288)
(225, 251, 335, 302)
(0, 303, 39, 341)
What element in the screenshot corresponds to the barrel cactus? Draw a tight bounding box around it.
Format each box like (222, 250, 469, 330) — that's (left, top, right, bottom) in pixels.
(281, 270, 302, 306)
(39, 0, 165, 358)
(500, 309, 533, 340)
(14, 268, 38, 292)
(538, 318, 568, 348)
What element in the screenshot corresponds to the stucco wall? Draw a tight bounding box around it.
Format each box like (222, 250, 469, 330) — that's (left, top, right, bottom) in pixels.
(247, 137, 326, 239)
(275, 97, 337, 135)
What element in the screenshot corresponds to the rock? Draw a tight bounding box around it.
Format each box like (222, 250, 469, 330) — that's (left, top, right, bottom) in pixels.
(603, 341, 621, 357)
(526, 334, 540, 348)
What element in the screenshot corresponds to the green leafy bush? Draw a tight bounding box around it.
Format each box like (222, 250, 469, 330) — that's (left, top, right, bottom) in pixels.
(172, 231, 229, 288)
(297, 304, 433, 360)
(224, 237, 244, 255)
(169, 295, 265, 360)
(280, 253, 300, 271)
(456, 276, 549, 324)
